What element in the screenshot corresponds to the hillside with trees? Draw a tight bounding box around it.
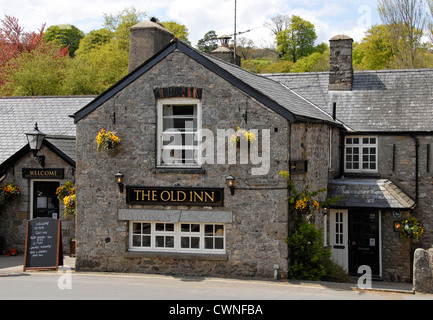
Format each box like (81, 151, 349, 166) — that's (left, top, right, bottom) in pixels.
(1, 1, 433, 96)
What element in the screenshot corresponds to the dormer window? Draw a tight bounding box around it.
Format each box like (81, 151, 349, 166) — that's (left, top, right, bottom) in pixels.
(344, 136, 378, 173)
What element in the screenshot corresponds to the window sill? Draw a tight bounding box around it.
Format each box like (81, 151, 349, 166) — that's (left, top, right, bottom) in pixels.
(153, 168, 206, 174)
(124, 250, 228, 261)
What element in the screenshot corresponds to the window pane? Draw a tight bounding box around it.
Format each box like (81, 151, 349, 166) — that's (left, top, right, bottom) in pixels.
(205, 237, 213, 249)
(181, 224, 190, 232)
(191, 224, 200, 232)
(142, 223, 151, 234)
(133, 235, 141, 247)
(166, 224, 174, 232)
(166, 236, 174, 248)
(156, 223, 164, 231)
(353, 138, 359, 144)
(132, 223, 141, 234)
(205, 225, 214, 236)
(181, 237, 189, 248)
(142, 236, 151, 247)
(156, 236, 164, 247)
(215, 225, 224, 236)
(215, 238, 224, 249)
(191, 237, 200, 249)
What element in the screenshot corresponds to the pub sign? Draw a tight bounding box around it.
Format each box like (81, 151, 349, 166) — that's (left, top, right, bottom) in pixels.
(22, 168, 64, 179)
(126, 186, 224, 207)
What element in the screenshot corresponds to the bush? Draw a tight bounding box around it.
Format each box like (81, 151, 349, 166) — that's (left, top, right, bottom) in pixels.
(285, 222, 349, 283)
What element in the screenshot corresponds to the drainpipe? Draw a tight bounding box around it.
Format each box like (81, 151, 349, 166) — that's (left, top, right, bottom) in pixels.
(410, 135, 419, 204)
(414, 136, 419, 204)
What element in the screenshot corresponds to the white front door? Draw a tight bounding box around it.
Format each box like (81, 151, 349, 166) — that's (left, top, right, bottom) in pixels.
(329, 209, 348, 272)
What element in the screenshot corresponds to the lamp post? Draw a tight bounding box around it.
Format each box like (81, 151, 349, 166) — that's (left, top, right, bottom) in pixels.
(25, 123, 46, 167)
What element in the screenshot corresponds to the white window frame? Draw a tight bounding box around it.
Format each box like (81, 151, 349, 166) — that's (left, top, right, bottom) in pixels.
(156, 98, 202, 168)
(129, 221, 226, 254)
(344, 135, 378, 173)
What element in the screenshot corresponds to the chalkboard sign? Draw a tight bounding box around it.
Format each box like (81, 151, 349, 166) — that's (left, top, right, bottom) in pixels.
(24, 217, 63, 271)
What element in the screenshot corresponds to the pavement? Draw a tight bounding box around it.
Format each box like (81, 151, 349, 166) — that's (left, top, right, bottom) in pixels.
(0, 253, 415, 296)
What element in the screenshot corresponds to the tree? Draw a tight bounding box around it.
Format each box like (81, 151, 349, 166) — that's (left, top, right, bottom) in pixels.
(0, 15, 46, 85)
(353, 24, 394, 70)
(0, 41, 69, 95)
(276, 15, 317, 63)
(197, 30, 218, 53)
(74, 28, 113, 55)
(103, 6, 147, 52)
(43, 24, 84, 57)
(378, 0, 426, 68)
(162, 21, 190, 44)
(63, 7, 145, 94)
(265, 14, 291, 37)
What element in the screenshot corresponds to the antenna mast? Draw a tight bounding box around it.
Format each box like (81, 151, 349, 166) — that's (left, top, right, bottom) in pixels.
(234, 0, 237, 61)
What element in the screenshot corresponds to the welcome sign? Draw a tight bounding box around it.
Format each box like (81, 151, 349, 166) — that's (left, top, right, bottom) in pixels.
(126, 186, 224, 207)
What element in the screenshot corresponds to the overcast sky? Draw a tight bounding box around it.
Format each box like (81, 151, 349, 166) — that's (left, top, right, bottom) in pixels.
(0, 0, 382, 47)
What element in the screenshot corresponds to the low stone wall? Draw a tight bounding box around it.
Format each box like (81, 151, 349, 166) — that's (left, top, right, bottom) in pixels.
(413, 248, 433, 293)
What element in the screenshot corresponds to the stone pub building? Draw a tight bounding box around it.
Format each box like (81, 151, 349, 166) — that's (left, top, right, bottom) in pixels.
(1, 20, 432, 281)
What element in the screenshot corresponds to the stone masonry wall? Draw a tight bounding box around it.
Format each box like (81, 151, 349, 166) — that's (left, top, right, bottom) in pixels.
(75, 49, 337, 278)
(0, 146, 75, 254)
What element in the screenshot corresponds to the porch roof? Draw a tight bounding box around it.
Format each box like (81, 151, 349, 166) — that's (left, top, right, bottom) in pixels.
(330, 179, 416, 210)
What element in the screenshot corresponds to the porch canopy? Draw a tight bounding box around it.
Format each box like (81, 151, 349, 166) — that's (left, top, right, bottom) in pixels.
(330, 179, 416, 210)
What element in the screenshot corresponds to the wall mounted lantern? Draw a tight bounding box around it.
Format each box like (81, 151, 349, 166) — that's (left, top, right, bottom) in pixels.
(322, 207, 329, 215)
(115, 172, 124, 193)
(394, 221, 402, 232)
(25, 123, 46, 168)
(226, 176, 235, 196)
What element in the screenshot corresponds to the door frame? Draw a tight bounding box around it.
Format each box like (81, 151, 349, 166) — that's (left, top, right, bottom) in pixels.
(329, 209, 349, 272)
(30, 179, 61, 220)
(329, 208, 383, 278)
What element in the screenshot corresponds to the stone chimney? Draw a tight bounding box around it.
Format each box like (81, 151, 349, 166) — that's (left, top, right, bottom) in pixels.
(128, 18, 174, 73)
(211, 35, 241, 66)
(328, 35, 353, 91)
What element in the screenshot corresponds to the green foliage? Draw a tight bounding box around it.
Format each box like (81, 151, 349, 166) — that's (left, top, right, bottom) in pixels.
(399, 217, 424, 243)
(197, 30, 218, 53)
(43, 24, 85, 57)
(162, 21, 190, 44)
(290, 49, 329, 73)
(276, 15, 317, 63)
(75, 28, 113, 55)
(353, 25, 394, 70)
(285, 222, 330, 281)
(280, 171, 348, 282)
(0, 42, 69, 96)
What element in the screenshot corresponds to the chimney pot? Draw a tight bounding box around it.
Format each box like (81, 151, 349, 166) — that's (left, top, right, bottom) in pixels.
(128, 19, 174, 73)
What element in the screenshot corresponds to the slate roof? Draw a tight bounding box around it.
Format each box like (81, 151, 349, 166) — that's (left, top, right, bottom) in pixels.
(74, 39, 340, 126)
(0, 96, 95, 167)
(330, 179, 416, 209)
(264, 69, 433, 132)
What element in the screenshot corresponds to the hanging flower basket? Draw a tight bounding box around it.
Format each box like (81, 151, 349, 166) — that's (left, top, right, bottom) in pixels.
(399, 217, 424, 243)
(63, 194, 76, 218)
(2, 182, 21, 200)
(56, 181, 76, 218)
(96, 129, 121, 152)
(229, 127, 257, 147)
